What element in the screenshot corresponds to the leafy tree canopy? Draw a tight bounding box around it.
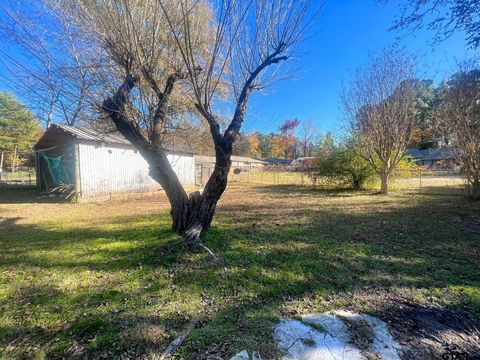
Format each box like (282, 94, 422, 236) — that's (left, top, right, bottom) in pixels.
(0, 91, 40, 152)
(310, 134, 376, 190)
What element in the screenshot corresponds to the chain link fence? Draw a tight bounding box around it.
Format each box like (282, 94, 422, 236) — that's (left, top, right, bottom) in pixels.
(0, 166, 465, 193)
(229, 168, 315, 186)
(390, 169, 465, 194)
(0, 167, 36, 189)
(228, 167, 466, 194)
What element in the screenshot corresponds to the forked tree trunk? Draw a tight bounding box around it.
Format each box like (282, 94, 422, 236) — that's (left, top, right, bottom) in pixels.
(100, 33, 292, 249)
(168, 147, 231, 244)
(134, 140, 232, 245)
(102, 74, 235, 249)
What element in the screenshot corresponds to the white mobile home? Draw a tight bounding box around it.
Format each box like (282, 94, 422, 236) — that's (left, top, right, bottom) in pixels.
(34, 124, 195, 199)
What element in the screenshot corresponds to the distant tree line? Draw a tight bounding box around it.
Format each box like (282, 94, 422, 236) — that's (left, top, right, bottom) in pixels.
(166, 117, 319, 160)
(308, 47, 480, 199)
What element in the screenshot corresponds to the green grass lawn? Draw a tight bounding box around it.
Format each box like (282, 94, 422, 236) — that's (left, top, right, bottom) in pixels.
(0, 184, 479, 359)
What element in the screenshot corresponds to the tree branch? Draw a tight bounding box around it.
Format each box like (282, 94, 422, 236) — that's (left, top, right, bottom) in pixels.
(223, 51, 288, 144)
(102, 73, 149, 149)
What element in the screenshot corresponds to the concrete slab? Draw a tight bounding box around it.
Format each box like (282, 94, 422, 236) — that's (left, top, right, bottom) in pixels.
(274, 311, 402, 359)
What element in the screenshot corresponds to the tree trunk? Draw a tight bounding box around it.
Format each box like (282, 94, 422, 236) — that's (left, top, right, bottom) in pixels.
(102, 74, 233, 251)
(0, 150, 4, 183)
(46, 97, 55, 128)
(152, 168, 227, 246)
(11, 145, 17, 174)
(380, 171, 389, 195)
(172, 144, 231, 244)
(466, 173, 480, 200)
(352, 177, 362, 190)
(132, 141, 231, 246)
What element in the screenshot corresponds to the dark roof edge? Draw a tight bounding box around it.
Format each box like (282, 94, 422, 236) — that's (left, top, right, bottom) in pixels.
(35, 123, 195, 155)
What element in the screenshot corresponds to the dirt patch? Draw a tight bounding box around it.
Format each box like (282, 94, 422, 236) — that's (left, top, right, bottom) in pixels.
(368, 298, 480, 359)
(190, 340, 233, 360)
(347, 319, 375, 351)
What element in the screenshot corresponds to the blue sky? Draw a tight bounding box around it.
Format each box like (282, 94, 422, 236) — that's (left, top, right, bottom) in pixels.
(243, 0, 476, 136)
(0, 0, 475, 135)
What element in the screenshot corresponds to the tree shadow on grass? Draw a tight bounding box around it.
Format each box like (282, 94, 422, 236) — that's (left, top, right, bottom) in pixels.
(0, 213, 199, 358)
(182, 187, 480, 357)
(171, 187, 479, 356)
(1, 186, 479, 358)
(0, 188, 71, 204)
(253, 182, 469, 198)
(0, 282, 199, 359)
(0, 215, 182, 271)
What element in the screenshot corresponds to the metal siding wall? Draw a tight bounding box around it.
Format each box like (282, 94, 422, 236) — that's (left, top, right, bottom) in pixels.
(78, 143, 194, 197)
(167, 153, 195, 186)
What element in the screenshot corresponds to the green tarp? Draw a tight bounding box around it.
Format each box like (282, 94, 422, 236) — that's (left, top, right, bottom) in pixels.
(39, 151, 74, 186)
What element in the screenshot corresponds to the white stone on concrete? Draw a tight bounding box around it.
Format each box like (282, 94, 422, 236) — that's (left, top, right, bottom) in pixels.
(274, 318, 364, 360)
(333, 310, 401, 360)
(229, 350, 249, 360)
(274, 311, 402, 360)
(252, 351, 263, 360)
(301, 313, 350, 343)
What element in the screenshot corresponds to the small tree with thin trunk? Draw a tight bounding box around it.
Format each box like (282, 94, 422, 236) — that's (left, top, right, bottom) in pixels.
(342, 48, 417, 194)
(299, 119, 318, 157)
(311, 134, 376, 190)
(279, 118, 300, 158)
(54, 0, 320, 254)
(435, 66, 480, 200)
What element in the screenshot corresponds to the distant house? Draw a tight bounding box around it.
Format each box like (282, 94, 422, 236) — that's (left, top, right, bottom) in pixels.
(407, 148, 458, 168)
(263, 157, 292, 167)
(34, 124, 195, 198)
(290, 157, 318, 170)
(194, 155, 266, 186)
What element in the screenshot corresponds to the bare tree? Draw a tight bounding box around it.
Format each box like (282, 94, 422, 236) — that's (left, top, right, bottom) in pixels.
(158, 0, 320, 244)
(299, 118, 318, 157)
(343, 48, 417, 194)
(389, 0, 480, 49)
(435, 65, 480, 200)
(51, 0, 320, 252)
(0, 1, 98, 127)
